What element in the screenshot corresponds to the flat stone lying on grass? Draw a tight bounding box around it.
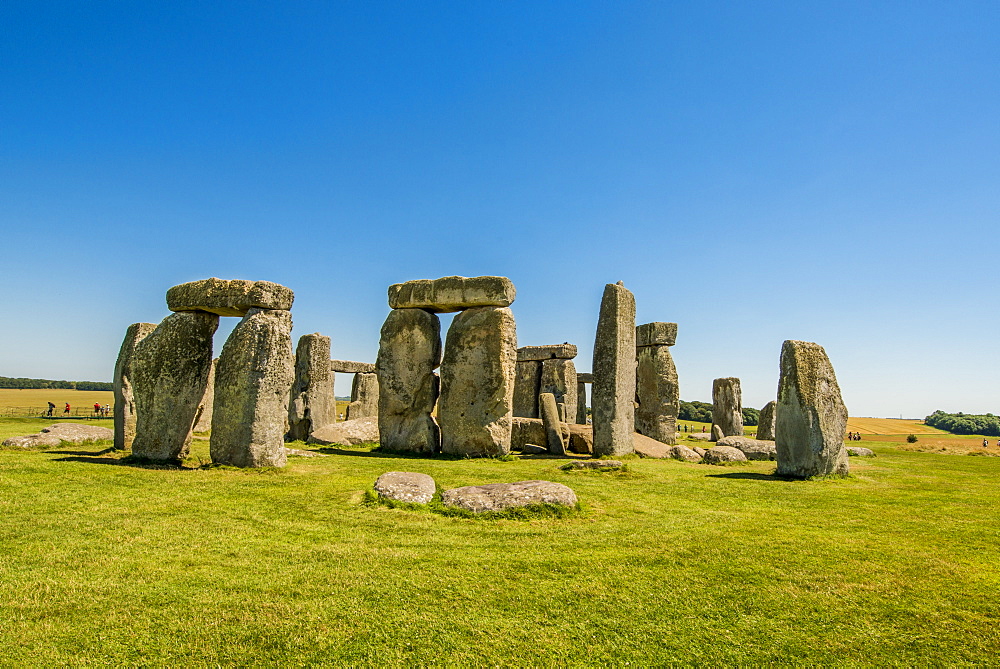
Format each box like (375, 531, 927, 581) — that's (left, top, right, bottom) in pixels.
(847, 446, 876, 457)
(284, 447, 328, 458)
(668, 444, 702, 462)
(692, 446, 707, 456)
(375, 471, 436, 504)
(441, 480, 577, 512)
(3, 423, 114, 448)
(307, 416, 379, 446)
(522, 444, 548, 454)
(567, 423, 594, 454)
(166, 278, 294, 317)
(702, 446, 748, 464)
(633, 432, 671, 458)
(561, 460, 623, 470)
(388, 275, 516, 312)
(716, 436, 777, 461)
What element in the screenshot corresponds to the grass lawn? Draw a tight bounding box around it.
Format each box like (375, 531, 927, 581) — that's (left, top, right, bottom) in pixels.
(1, 418, 998, 664)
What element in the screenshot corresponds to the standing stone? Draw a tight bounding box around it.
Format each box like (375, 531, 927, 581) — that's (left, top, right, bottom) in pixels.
(592, 282, 636, 456)
(192, 358, 216, 433)
(348, 372, 379, 419)
(775, 340, 849, 478)
(512, 360, 542, 418)
(376, 308, 441, 453)
(757, 400, 777, 441)
(539, 392, 567, 455)
(287, 333, 335, 442)
(211, 308, 294, 468)
(540, 358, 578, 424)
(113, 322, 157, 450)
(711, 424, 725, 442)
(634, 344, 679, 445)
(576, 381, 588, 424)
(131, 312, 219, 461)
(711, 377, 743, 439)
(439, 306, 517, 457)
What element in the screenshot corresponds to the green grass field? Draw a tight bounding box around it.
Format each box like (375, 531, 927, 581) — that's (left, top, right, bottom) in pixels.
(2, 416, 998, 663)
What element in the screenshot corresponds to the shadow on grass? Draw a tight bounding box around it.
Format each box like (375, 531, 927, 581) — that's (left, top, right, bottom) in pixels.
(705, 471, 800, 482)
(50, 452, 191, 470)
(48, 446, 118, 457)
(312, 445, 517, 462)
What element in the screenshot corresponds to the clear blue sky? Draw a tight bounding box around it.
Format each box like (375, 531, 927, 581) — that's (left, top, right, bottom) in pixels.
(2, 1, 998, 417)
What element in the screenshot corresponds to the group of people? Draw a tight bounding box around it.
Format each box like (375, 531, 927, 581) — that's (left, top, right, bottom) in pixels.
(846, 431, 863, 441)
(92, 402, 110, 417)
(981, 439, 1000, 448)
(45, 401, 71, 417)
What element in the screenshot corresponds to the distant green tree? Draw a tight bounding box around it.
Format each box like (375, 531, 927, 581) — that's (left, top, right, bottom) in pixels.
(742, 407, 760, 426)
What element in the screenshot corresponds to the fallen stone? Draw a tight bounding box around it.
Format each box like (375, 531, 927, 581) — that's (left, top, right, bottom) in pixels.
(287, 333, 335, 442)
(330, 360, 376, 374)
(308, 416, 380, 446)
(347, 372, 379, 420)
(539, 392, 567, 455)
(703, 446, 748, 464)
(775, 340, 850, 478)
(166, 278, 293, 317)
(113, 322, 156, 450)
(388, 275, 515, 313)
(592, 282, 636, 456)
(635, 344, 679, 445)
(561, 459, 623, 470)
(512, 360, 542, 418)
(757, 400, 777, 441)
(712, 377, 743, 439)
(635, 322, 677, 348)
(633, 432, 671, 458)
(567, 423, 594, 454)
(511, 417, 546, 451)
(441, 480, 577, 512)
(688, 433, 711, 442)
(3, 423, 114, 448)
(710, 425, 725, 442)
(717, 436, 777, 461)
(522, 444, 548, 455)
(284, 447, 328, 458)
(847, 446, 875, 457)
(210, 308, 294, 468)
(516, 344, 578, 361)
(668, 444, 702, 462)
(374, 471, 436, 504)
(692, 446, 707, 456)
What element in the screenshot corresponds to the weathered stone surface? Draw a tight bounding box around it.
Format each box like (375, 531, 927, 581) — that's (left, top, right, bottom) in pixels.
(703, 445, 748, 464)
(562, 460, 623, 470)
(669, 444, 702, 462)
(511, 417, 546, 451)
(516, 344, 578, 361)
(284, 447, 327, 458)
(636, 322, 677, 348)
(374, 471, 436, 504)
(4, 423, 114, 448)
(376, 308, 441, 454)
(539, 392, 566, 455)
(576, 373, 594, 384)
(347, 372, 379, 420)
(717, 436, 777, 461)
(388, 275, 515, 313)
(540, 358, 578, 424)
(712, 377, 743, 440)
(287, 334, 335, 441)
(634, 345, 679, 445)
(330, 360, 376, 374)
(192, 358, 216, 433)
(757, 400, 777, 441)
(308, 416, 379, 446)
(512, 360, 542, 418)
(575, 381, 588, 424)
(132, 311, 218, 461)
(439, 306, 517, 457)
(522, 444, 548, 455)
(692, 446, 707, 456)
(113, 322, 156, 450)
(592, 282, 637, 456)
(441, 481, 577, 512)
(775, 340, 850, 478)
(847, 446, 876, 457)
(210, 308, 294, 468)
(166, 278, 293, 317)
(633, 432, 671, 458)
(710, 424, 725, 442)
(567, 423, 594, 454)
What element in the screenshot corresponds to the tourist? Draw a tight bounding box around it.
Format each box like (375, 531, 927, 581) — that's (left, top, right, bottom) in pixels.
(94, 402, 101, 416)
(46, 401, 55, 417)
(983, 438, 988, 448)
(104, 403, 110, 416)
(64, 403, 70, 415)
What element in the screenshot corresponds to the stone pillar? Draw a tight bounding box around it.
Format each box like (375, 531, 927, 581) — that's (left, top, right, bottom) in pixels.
(757, 400, 777, 441)
(113, 322, 157, 450)
(376, 308, 441, 453)
(210, 308, 294, 467)
(540, 358, 578, 425)
(512, 360, 542, 418)
(576, 381, 588, 424)
(711, 377, 743, 441)
(132, 312, 219, 461)
(439, 306, 517, 457)
(287, 333, 335, 441)
(634, 322, 679, 445)
(775, 340, 849, 478)
(347, 372, 379, 419)
(592, 282, 636, 457)
(192, 358, 216, 433)
(539, 392, 566, 455)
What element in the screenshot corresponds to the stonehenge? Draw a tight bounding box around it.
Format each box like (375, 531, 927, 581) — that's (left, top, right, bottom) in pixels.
(330, 360, 379, 421)
(757, 400, 776, 441)
(634, 322, 679, 445)
(513, 343, 579, 423)
(287, 334, 335, 442)
(113, 322, 156, 450)
(592, 282, 636, 456)
(710, 377, 743, 441)
(775, 340, 849, 478)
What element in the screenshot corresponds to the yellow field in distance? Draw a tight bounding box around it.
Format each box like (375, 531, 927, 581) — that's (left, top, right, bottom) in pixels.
(0, 388, 115, 415)
(845, 417, 944, 435)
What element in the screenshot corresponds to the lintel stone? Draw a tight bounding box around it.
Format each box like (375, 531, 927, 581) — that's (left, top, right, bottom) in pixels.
(167, 278, 294, 317)
(387, 275, 515, 313)
(330, 359, 376, 374)
(636, 322, 677, 348)
(516, 344, 578, 361)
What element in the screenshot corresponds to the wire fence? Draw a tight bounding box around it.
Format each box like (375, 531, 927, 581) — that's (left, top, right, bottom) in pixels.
(0, 406, 114, 419)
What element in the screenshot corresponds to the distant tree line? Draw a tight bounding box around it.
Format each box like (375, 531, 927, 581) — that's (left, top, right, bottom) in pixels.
(925, 410, 1000, 436)
(0, 376, 113, 391)
(679, 400, 759, 426)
